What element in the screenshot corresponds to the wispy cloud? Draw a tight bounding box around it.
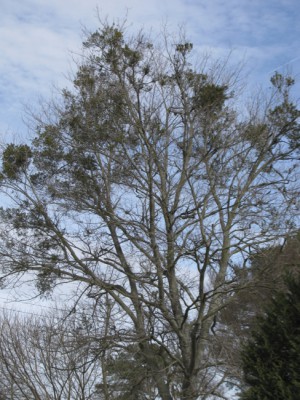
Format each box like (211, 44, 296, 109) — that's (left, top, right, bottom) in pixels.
(1, 0, 299, 136)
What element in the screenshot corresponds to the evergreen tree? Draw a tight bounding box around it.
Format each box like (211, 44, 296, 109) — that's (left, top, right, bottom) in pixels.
(240, 277, 300, 399)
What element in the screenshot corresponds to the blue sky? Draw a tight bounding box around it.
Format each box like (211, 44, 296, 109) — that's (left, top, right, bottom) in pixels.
(1, 0, 300, 141)
(0, 0, 299, 310)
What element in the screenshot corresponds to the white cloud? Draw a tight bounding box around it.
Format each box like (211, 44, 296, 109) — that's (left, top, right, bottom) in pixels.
(0, 0, 299, 136)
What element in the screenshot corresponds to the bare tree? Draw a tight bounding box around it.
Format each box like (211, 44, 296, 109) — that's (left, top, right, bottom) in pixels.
(0, 22, 299, 399)
(0, 309, 106, 399)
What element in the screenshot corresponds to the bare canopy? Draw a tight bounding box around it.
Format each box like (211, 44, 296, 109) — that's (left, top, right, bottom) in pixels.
(0, 22, 299, 399)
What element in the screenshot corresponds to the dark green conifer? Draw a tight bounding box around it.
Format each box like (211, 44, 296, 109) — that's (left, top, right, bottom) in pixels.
(240, 277, 300, 400)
